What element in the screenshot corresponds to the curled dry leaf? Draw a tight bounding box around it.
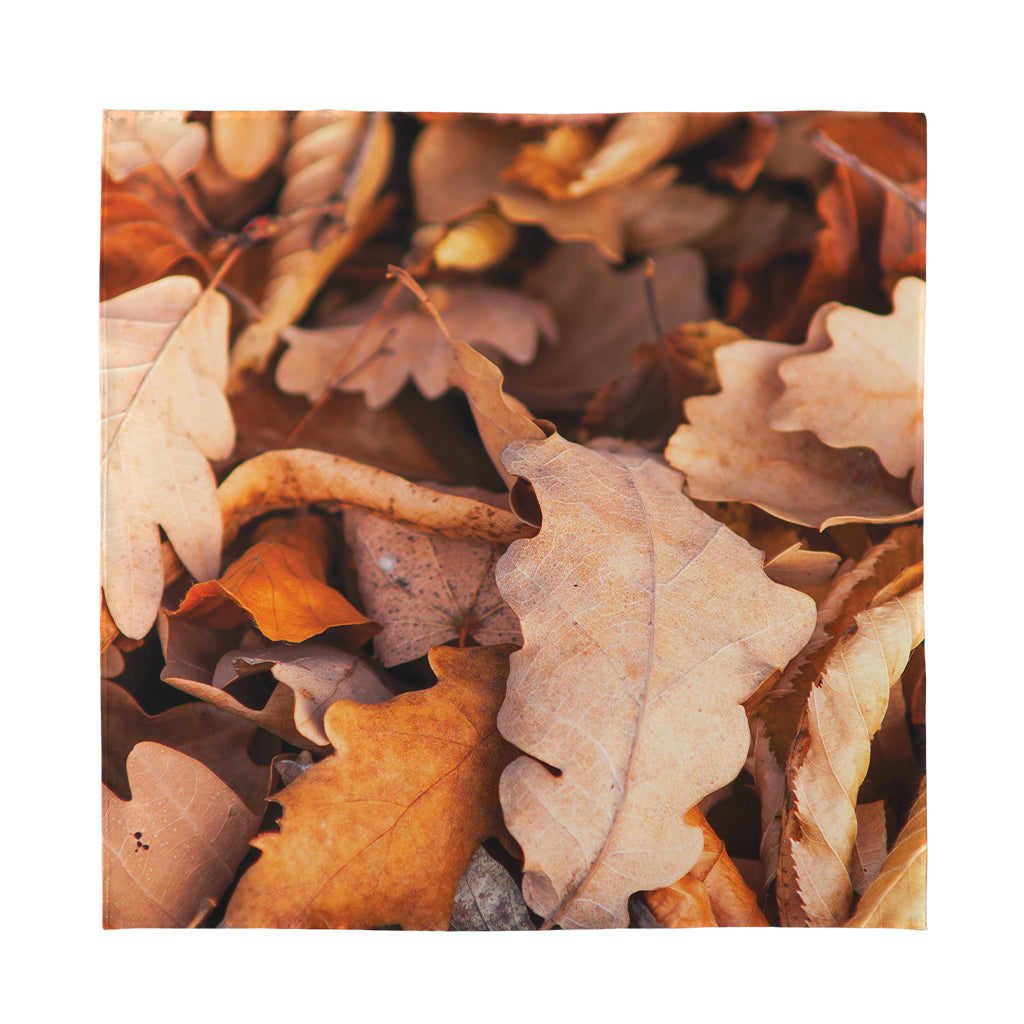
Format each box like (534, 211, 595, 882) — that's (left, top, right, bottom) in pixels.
(665, 300, 920, 529)
(432, 209, 517, 271)
(103, 742, 259, 928)
(103, 110, 207, 183)
(102, 679, 268, 815)
(851, 801, 888, 895)
(450, 846, 535, 931)
(344, 486, 521, 667)
(846, 777, 926, 929)
(505, 242, 713, 413)
(213, 642, 392, 747)
(101, 276, 234, 639)
(229, 111, 394, 379)
(494, 433, 816, 928)
(277, 281, 555, 409)
(776, 585, 924, 927)
(644, 807, 769, 927)
(769, 277, 925, 505)
(224, 644, 517, 929)
(211, 110, 289, 182)
(169, 514, 378, 647)
(763, 544, 842, 595)
(158, 613, 322, 750)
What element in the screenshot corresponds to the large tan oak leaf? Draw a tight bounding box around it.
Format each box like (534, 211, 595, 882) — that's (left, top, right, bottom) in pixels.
(101, 276, 235, 639)
(494, 434, 816, 928)
(769, 277, 925, 506)
(224, 645, 516, 929)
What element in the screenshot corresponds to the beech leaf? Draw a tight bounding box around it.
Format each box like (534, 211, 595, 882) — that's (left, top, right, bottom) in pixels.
(103, 742, 259, 928)
(224, 644, 516, 929)
(494, 433, 816, 928)
(846, 778, 926, 929)
(101, 276, 234, 638)
(344, 488, 521, 667)
(776, 585, 924, 926)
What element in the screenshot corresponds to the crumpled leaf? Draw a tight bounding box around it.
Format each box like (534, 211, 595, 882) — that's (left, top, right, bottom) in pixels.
(644, 807, 769, 927)
(229, 111, 394, 379)
(103, 110, 207, 183)
(102, 679, 268, 815)
(769, 277, 925, 505)
(851, 801, 888, 895)
(450, 846, 535, 931)
(277, 281, 555, 409)
(158, 614, 323, 750)
(169, 514, 378, 646)
(846, 777, 926, 929)
(504, 242, 713, 413)
(212, 642, 392, 747)
(494, 433, 816, 928)
(776, 585, 924, 927)
(224, 644, 517, 929)
(211, 110, 289, 182)
(103, 742, 259, 928)
(344, 486, 521, 666)
(101, 276, 235, 638)
(665, 300, 920, 528)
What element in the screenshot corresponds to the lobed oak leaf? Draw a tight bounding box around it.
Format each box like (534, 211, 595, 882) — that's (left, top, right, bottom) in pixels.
(224, 644, 517, 929)
(103, 742, 259, 928)
(169, 514, 378, 646)
(846, 777, 926, 929)
(665, 301, 920, 529)
(450, 846, 535, 931)
(102, 679, 268, 815)
(776, 585, 924, 926)
(229, 111, 394, 379)
(101, 276, 235, 639)
(103, 110, 207, 183)
(277, 282, 555, 409)
(343, 486, 521, 667)
(494, 433, 816, 928)
(769, 277, 925, 505)
(504, 242, 713, 413)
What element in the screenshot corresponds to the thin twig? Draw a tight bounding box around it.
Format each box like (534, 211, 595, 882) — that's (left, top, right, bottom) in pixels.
(642, 257, 664, 343)
(812, 131, 927, 217)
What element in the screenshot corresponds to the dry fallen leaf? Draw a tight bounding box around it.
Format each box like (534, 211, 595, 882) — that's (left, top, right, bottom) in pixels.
(103, 110, 207, 183)
(211, 110, 289, 182)
(169, 514, 378, 646)
(645, 807, 769, 927)
(103, 742, 259, 928)
(450, 846, 535, 931)
(229, 111, 394, 379)
(494, 433, 816, 928)
(505, 242, 713, 413)
(776, 585, 924, 926)
(212, 642, 392, 747)
(224, 644, 516, 929)
(846, 777, 926, 929)
(344, 486, 521, 666)
(665, 300, 920, 528)
(101, 276, 235, 638)
(277, 281, 555, 409)
(101, 679, 268, 815)
(769, 277, 925, 505)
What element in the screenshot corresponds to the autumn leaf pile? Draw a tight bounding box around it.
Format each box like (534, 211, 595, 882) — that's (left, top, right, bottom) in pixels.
(101, 110, 925, 930)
